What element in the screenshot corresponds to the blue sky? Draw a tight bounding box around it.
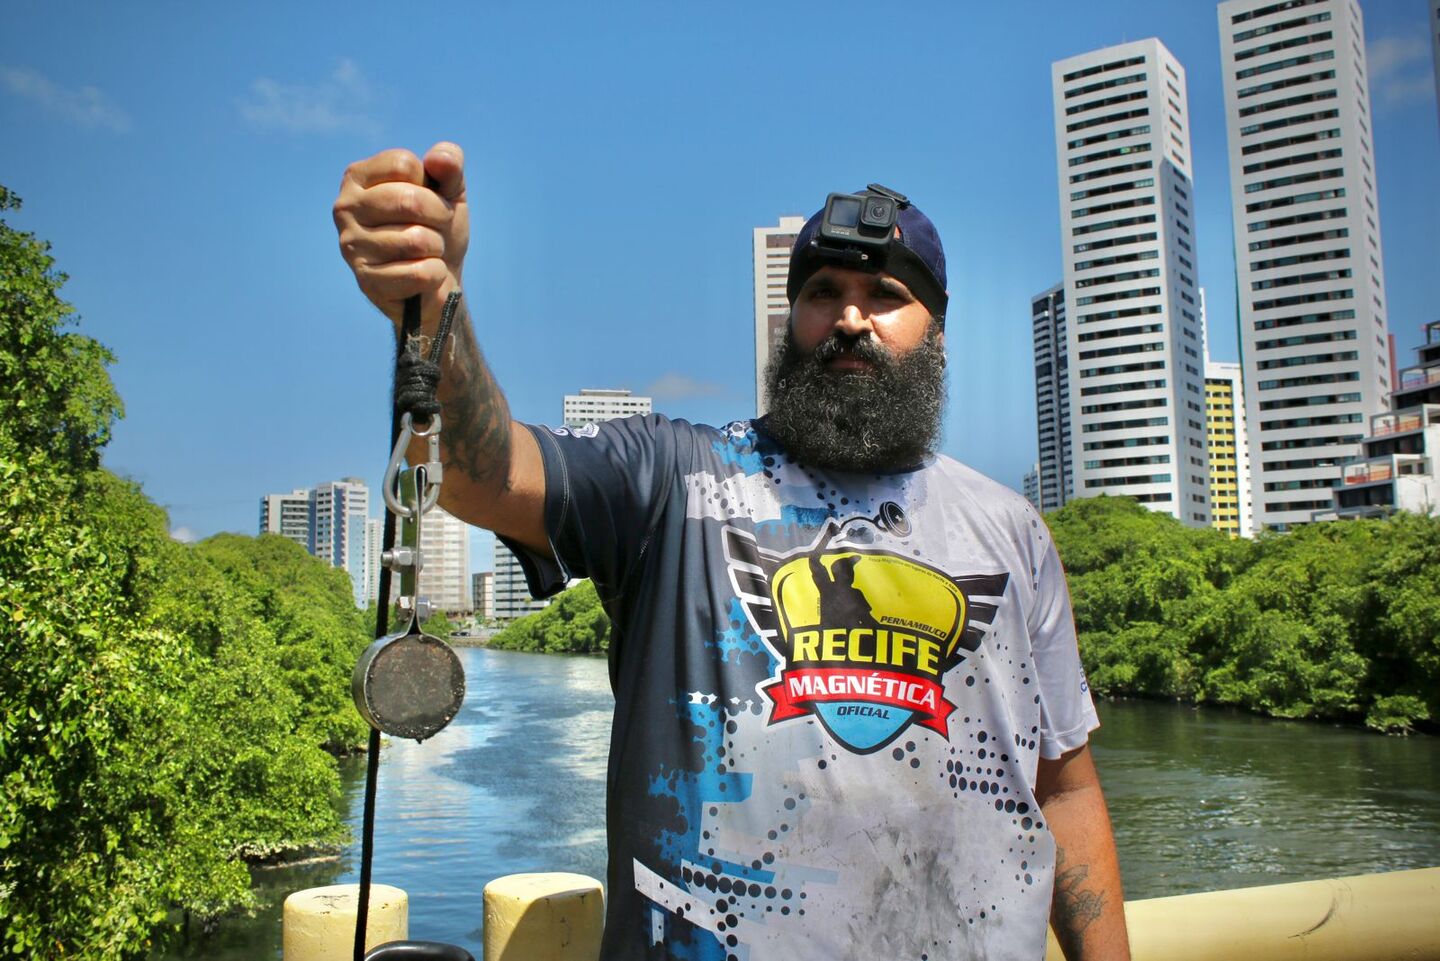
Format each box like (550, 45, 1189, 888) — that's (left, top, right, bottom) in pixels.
(4, 1, 1437, 571)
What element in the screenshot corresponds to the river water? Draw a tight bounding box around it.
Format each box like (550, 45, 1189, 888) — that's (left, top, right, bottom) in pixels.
(161, 647, 1440, 959)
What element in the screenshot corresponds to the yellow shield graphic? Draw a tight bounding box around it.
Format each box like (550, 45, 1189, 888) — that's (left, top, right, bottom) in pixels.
(763, 549, 971, 751)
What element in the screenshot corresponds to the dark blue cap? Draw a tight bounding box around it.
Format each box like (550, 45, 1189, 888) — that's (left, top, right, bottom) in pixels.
(786, 189, 949, 322)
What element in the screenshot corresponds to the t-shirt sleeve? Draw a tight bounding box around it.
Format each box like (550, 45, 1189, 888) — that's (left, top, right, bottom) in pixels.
(1027, 529, 1099, 760)
(497, 414, 681, 601)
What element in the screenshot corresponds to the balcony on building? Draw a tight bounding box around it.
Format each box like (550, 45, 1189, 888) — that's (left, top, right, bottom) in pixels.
(1314, 403, 1440, 521)
(1391, 323, 1440, 409)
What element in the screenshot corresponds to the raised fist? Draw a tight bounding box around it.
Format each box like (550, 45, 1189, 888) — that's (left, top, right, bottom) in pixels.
(333, 142, 469, 325)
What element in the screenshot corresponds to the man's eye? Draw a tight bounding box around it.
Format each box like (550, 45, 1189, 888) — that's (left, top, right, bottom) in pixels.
(806, 286, 838, 300)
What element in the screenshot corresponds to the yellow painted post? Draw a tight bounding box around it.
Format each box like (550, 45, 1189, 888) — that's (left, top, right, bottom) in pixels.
(1045, 867, 1440, 961)
(283, 884, 408, 961)
(483, 872, 604, 961)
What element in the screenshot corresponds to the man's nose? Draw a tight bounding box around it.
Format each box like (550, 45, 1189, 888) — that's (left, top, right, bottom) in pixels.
(834, 303, 874, 337)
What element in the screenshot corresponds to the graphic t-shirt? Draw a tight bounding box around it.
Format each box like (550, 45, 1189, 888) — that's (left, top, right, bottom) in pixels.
(504, 415, 1097, 961)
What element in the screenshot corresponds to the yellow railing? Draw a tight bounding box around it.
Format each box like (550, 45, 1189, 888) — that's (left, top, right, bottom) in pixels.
(286, 866, 1440, 961)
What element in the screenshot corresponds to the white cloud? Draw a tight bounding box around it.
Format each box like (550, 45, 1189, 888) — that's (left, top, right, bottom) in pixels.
(643, 372, 728, 401)
(1367, 35, 1427, 79)
(0, 65, 130, 131)
(1378, 72, 1436, 108)
(238, 58, 379, 134)
(170, 526, 198, 543)
(1366, 35, 1435, 109)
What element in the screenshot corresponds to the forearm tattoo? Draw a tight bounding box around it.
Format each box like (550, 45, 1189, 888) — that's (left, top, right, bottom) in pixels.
(439, 302, 513, 488)
(1052, 845, 1106, 957)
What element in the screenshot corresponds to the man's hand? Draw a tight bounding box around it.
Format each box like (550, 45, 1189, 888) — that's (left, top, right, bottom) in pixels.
(333, 142, 469, 327)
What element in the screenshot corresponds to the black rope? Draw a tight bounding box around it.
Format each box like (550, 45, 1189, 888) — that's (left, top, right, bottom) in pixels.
(354, 725, 383, 957)
(394, 291, 463, 422)
(354, 290, 425, 961)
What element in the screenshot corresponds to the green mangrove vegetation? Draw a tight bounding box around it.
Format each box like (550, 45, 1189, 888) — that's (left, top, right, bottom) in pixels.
(1, 187, 370, 959)
(488, 579, 610, 655)
(1050, 496, 1438, 734)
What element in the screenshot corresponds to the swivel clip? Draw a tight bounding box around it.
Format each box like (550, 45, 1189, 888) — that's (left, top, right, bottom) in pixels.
(382, 412, 443, 518)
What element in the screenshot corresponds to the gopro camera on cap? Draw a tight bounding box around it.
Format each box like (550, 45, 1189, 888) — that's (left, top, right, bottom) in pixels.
(813, 183, 912, 266)
(818, 191, 894, 248)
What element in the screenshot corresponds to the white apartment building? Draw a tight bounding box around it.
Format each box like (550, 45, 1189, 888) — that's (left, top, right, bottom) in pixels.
(471, 571, 494, 621)
(563, 388, 652, 427)
(416, 506, 471, 615)
(1031, 283, 1073, 512)
(752, 215, 806, 415)
(364, 516, 382, 612)
(1022, 462, 1041, 510)
(493, 387, 652, 621)
(492, 547, 546, 622)
(259, 488, 310, 548)
(1218, 0, 1392, 531)
(1052, 39, 1211, 527)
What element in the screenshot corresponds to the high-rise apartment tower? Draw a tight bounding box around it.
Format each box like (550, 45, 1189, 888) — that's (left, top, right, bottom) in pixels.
(471, 571, 494, 621)
(1031, 283, 1073, 512)
(752, 216, 806, 415)
(1052, 39, 1211, 527)
(1205, 360, 1254, 536)
(259, 488, 311, 548)
(309, 479, 370, 607)
(1022, 463, 1041, 510)
(1218, 0, 1392, 531)
(417, 507, 472, 615)
(364, 516, 382, 610)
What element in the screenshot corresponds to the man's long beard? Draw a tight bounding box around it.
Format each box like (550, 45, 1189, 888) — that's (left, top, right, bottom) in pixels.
(762, 325, 947, 472)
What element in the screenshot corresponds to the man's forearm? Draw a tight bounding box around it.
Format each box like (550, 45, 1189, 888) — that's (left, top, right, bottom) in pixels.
(400, 296, 524, 531)
(424, 298, 512, 493)
(1038, 748, 1131, 960)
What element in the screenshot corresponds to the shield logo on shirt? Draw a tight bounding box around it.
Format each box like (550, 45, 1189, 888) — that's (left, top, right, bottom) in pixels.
(724, 520, 1009, 754)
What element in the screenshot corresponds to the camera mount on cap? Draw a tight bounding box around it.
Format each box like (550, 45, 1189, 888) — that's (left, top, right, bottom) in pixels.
(814, 184, 911, 266)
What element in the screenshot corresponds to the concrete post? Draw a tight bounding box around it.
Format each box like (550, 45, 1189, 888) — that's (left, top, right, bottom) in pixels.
(283, 884, 408, 961)
(483, 873, 604, 961)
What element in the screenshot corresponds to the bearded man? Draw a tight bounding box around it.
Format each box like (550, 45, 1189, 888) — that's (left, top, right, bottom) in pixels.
(334, 142, 1130, 961)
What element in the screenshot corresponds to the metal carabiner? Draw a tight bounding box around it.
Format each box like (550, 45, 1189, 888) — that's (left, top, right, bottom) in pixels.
(382, 412, 443, 518)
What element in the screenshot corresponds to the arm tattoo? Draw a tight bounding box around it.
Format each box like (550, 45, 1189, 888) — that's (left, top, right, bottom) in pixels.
(438, 302, 513, 488)
(1052, 845, 1106, 957)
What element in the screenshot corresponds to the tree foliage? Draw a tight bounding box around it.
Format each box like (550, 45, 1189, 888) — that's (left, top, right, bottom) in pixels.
(0, 188, 367, 958)
(1049, 496, 1440, 733)
(489, 580, 610, 654)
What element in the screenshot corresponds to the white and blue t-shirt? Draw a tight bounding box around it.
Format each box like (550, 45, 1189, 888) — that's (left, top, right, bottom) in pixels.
(505, 415, 1097, 961)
